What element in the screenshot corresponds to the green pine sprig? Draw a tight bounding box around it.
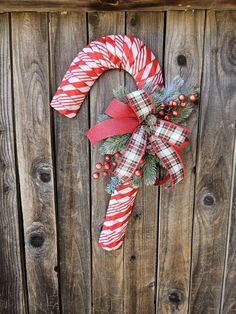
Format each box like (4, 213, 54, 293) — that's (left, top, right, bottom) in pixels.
(97, 113, 110, 123)
(141, 154, 159, 186)
(99, 134, 131, 156)
(112, 86, 128, 103)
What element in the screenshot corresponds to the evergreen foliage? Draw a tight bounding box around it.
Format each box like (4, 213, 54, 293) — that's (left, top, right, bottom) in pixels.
(112, 86, 128, 103)
(106, 176, 121, 194)
(99, 134, 131, 156)
(97, 113, 110, 123)
(141, 154, 159, 185)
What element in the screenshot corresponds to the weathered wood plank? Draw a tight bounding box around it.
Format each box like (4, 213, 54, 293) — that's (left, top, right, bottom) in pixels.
(189, 11, 236, 313)
(0, 13, 27, 314)
(222, 138, 236, 313)
(88, 12, 125, 314)
(220, 12, 236, 314)
(11, 12, 60, 313)
(156, 11, 205, 313)
(49, 12, 91, 314)
(0, 0, 236, 12)
(123, 12, 164, 314)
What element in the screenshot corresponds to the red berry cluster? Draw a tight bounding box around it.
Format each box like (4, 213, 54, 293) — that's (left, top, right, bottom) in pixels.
(92, 154, 145, 179)
(158, 93, 198, 121)
(92, 151, 121, 179)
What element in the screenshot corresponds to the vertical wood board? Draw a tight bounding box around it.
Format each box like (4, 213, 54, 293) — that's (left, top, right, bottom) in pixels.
(157, 10, 205, 314)
(222, 137, 236, 313)
(49, 12, 91, 314)
(0, 13, 26, 314)
(11, 12, 60, 313)
(124, 12, 164, 314)
(88, 12, 125, 314)
(189, 10, 236, 314)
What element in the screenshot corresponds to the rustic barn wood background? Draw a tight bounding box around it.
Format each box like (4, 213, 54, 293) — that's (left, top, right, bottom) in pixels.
(0, 5, 236, 314)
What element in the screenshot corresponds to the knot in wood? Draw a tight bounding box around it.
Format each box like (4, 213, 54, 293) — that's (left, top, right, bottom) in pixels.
(177, 54, 187, 66)
(167, 287, 184, 309)
(31, 158, 52, 185)
(88, 13, 99, 26)
(130, 255, 137, 262)
(130, 17, 137, 27)
(38, 169, 51, 183)
(26, 222, 50, 260)
(204, 194, 215, 206)
(201, 193, 216, 209)
(168, 291, 181, 305)
(29, 233, 45, 248)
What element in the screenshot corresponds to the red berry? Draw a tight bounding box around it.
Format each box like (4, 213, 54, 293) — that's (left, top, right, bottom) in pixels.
(114, 151, 121, 158)
(168, 100, 173, 107)
(189, 94, 197, 102)
(103, 171, 109, 177)
(135, 169, 143, 177)
(92, 172, 99, 179)
(158, 110, 165, 117)
(139, 158, 145, 165)
(164, 115, 170, 121)
(178, 94, 186, 102)
(112, 161, 117, 167)
(95, 162, 102, 170)
(105, 154, 111, 161)
(160, 102, 166, 109)
(172, 101, 178, 107)
(172, 110, 179, 117)
(104, 162, 111, 170)
(180, 102, 187, 108)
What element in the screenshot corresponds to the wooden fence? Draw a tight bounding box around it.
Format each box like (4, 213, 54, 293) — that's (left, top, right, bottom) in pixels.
(0, 7, 236, 314)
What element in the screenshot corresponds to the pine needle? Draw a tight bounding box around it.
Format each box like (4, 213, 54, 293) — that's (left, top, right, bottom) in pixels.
(99, 134, 131, 155)
(141, 155, 159, 185)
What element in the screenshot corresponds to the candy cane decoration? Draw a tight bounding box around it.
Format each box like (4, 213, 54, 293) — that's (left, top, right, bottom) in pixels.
(51, 35, 163, 251)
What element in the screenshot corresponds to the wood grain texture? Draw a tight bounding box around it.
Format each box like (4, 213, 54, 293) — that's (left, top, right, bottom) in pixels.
(49, 12, 91, 314)
(88, 12, 125, 314)
(0, 0, 236, 12)
(0, 13, 26, 314)
(220, 12, 236, 314)
(156, 11, 205, 314)
(189, 11, 236, 313)
(123, 12, 164, 314)
(222, 137, 236, 313)
(11, 12, 59, 313)
(0, 8, 235, 314)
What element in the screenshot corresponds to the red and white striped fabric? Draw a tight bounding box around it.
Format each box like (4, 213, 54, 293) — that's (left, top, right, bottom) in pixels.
(50, 34, 163, 119)
(98, 182, 138, 251)
(50, 34, 164, 251)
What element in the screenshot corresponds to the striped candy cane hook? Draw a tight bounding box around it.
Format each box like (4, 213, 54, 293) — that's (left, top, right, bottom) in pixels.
(50, 35, 164, 251)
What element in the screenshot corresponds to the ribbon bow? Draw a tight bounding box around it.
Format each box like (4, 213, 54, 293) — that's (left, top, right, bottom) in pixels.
(87, 89, 189, 188)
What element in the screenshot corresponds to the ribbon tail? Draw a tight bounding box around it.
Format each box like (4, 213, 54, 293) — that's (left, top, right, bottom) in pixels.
(113, 125, 147, 183)
(98, 182, 139, 251)
(149, 134, 186, 189)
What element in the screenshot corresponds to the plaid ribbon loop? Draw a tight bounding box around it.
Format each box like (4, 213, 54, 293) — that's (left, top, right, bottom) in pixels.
(126, 89, 155, 122)
(113, 90, 189, 188)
